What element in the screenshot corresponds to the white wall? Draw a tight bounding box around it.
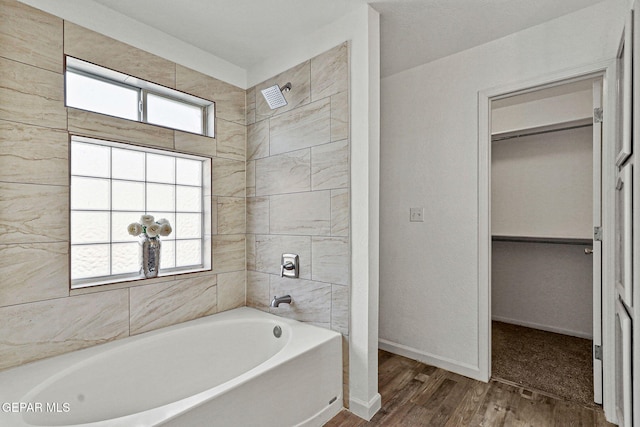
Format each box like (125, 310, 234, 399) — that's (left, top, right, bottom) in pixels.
(492, 241, 593, 338)
(379, 0, 625, 380)
(492, 126, 593, 239)
(492, 89, 592, 134)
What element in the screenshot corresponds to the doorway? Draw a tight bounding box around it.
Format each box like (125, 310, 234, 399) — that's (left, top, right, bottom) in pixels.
(488, 77, 603, 406)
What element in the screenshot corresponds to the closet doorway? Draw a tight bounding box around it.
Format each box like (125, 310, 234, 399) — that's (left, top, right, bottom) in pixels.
(489, 77, 603, 407)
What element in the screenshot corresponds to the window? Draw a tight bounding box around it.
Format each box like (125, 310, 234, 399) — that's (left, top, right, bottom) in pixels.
(70, 136, 211, 288)
(65, 57, 214, 136)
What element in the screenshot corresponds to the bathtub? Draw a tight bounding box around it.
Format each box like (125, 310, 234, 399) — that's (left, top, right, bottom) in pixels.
(0, 307, 343, 427)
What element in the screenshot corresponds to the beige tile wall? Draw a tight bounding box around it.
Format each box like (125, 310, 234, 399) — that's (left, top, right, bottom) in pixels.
(246, 43, 350, 404)
(1, 3, 352, 399)
(245, 42, 350, 334)
(0, 0, 246, 371)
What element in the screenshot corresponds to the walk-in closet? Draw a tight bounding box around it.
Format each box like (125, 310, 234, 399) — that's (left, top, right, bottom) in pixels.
(490, 78, 601, 407)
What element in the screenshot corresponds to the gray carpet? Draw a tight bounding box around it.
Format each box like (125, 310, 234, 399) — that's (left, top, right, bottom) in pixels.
(492, 321, 595, 407)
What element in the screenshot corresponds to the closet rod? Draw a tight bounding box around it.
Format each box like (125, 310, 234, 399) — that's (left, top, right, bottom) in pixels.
(492, 235, 593, 245)
(492, 123, 593, 142)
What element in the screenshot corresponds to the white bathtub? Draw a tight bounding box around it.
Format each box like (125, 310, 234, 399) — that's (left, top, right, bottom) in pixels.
(0, 307, 343, 427)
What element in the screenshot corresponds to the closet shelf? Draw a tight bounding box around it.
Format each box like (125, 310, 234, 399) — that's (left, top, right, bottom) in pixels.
(492, 235, 592, 245)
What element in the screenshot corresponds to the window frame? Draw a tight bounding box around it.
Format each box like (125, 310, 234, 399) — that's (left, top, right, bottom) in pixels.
(69, 135, 212, 289)
(65, 57, 214, 137)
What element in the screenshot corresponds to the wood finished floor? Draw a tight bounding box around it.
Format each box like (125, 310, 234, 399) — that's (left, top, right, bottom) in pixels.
(325, 351, 614, 427)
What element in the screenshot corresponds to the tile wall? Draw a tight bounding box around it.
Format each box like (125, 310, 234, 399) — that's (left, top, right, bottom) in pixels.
(245, 43, 351, 399)
(246, 43, 350, 331)
(0, 1, 351, 399)
(0, 0, 246, 371)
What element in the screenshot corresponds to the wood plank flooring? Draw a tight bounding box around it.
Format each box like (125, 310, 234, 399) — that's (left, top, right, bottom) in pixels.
(325, 351, 614, 427)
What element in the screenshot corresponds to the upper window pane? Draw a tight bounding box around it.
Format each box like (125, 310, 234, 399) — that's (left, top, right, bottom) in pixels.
(147, 93, 203, 134)
(66, 71, 139, 121)
(65, 57, 214, 137)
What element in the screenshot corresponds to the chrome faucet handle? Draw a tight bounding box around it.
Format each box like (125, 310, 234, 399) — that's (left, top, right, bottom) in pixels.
(280, 261, 294, 277)
(280, 254, 299, 278)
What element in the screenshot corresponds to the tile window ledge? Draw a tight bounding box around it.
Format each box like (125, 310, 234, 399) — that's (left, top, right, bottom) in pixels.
(69, 268, 214, 296)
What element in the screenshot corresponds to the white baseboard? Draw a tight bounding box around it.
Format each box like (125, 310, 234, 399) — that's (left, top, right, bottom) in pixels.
(348, 393, 381, 421)
(491, 315, 593, 339)
(378, 339, 483, 382)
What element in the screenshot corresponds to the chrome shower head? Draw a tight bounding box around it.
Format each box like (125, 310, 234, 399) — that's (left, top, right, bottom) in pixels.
(261, 82, 292, 109)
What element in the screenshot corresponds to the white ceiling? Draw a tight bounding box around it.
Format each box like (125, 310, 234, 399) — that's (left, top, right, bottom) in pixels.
(92, 0, 603, 79)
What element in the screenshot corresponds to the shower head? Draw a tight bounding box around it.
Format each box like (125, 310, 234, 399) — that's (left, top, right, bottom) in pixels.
(261, 82, 292, 109)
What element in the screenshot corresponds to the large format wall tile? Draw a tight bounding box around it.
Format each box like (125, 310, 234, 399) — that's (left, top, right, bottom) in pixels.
(176, 65, 245, 125)
(0, 182, 68, 244)
(211, 158, 245, 197)
(0, 57, 66, 130)
(130, 275, 217, 335)
(331, 91, 349, 142)
(217, 270, 245, 312)
(216, 119, 245, 161)
(0, 290, 129, 370)
(311, 236, 350, 285)
(255, 60, 311, 121)
(331, 189, 349, 237)
(255, 149, 310, 196)
(269, 276, 331, 326)
(247, 270, 269, 311)
(247, 120, 269, 160)
(64, 22, 175, 88)
(174, 130, 216, 157)
(311, 139, 349, 191)
(270, 191, 331, 236)
(217, 197, 245, 235)
(68, 108, 174, 149)
(0, 0, 63, 73)
(255, 234, 311, 279)
(310, 43, 348, 101)
(246, 234, 256, 270)
(0, 242, 68, 307)
(246, 161, 256, 197)
(208, 196, 218, 236)
(246, 87, 256, 125)
(247, 197, 269, 234)
(0, 120, 68, 185)
(331, 284, 349, 335)
(269, 98, 331, 155)
(212, 234, 245, 273)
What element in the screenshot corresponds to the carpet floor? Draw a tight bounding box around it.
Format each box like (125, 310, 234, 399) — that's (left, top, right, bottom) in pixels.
(492, 321, 595, 408)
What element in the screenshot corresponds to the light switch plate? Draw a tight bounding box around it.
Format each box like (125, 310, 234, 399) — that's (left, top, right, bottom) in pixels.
(410, 207, 424, 222)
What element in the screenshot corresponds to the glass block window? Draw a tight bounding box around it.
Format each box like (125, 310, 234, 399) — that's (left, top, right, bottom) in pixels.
(65, 57, 215, 137)
(70, 136, 211, 288)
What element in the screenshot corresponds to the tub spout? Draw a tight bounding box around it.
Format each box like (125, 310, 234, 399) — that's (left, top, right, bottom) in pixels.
(270, 295, 292, 307)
